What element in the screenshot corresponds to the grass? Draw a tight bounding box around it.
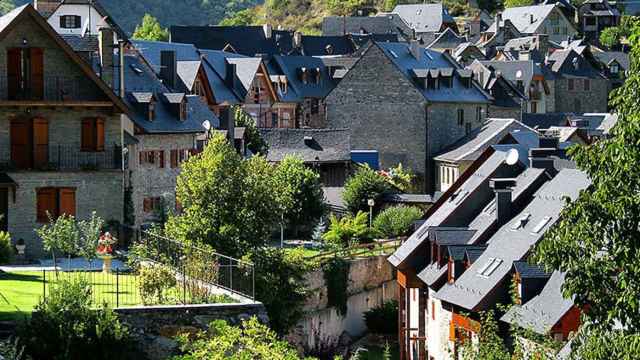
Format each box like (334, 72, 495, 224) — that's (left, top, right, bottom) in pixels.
(0, 270, 140, 321)
(353, 343, 400, 360)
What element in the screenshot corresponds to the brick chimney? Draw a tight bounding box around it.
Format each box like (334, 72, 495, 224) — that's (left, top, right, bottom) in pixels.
(160, 50, 177, 90)
(489, 178, 517, 227)
(98, 26, 114, 89)
(34, 0, 61, 16)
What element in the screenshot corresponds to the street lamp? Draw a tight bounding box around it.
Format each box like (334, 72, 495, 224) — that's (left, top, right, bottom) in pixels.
(367, 199, 375, 227)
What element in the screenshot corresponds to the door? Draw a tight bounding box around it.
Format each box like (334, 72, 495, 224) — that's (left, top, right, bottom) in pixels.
(32, 118, 49, 168)
(7, 48, 21, 100)
(0, 188, 7, 232)
(10, 119, 32, 169)
(30, 48, 44, 100)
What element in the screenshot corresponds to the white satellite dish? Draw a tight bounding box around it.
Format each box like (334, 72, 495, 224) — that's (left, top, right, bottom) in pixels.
(202, 120, 211, 131)
(505, 149, 519, 166)
(516, 70, 523, 79)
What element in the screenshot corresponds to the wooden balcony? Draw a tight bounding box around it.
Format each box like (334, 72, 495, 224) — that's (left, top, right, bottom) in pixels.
(0, 144, 122, 172)
(0, 76, 115, 108)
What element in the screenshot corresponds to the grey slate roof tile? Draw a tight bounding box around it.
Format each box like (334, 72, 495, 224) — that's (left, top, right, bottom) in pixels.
(392, 3, 455, 33)
(260, 128, 351, 163)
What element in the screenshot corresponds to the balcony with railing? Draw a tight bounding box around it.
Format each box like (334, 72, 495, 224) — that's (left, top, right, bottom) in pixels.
(0, 76, 104, 103)
(0, 144, 122, 171)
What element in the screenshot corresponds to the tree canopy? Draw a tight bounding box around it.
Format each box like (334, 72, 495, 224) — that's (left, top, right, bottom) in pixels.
(132, 14, 169, 41)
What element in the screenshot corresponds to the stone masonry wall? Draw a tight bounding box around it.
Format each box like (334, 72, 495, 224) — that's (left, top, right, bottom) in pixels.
(554, 78, 609, 113)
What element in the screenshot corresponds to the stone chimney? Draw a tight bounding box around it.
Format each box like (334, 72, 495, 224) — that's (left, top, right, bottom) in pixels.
(535, 34, 549, 57)
(489, 178, 517, 227)
(34, 0, 61, 16)
(219, 107, 235, 144)
(293, 31, 303, 49)
(410, 40, 421, 60)
(98, 26, 114, 89)
(160, 50, 177, 90)
(495, 12, 502, 30)
(529, 148, 558, 176)
(225, 61, 237, 89)
(263, 24, 272, 39)
(519, 50, 531, 61)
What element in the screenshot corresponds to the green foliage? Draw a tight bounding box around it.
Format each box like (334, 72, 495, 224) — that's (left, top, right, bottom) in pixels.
(569, 327, 640, 360)
(599, 16, 637, 49)
(326, 0, 368, 16)
(344, 164, 392, 215)
(458, 311, 510, 360)
(35, 214, 79, 270)
(504, 0, 533, 7)
(533, 20, 640, 333)
(600, 27, 620, 49)
(18, 279, 134, 360)
(173, 317, 307, 360)
(322, 212, 377, 247)
(373, 206, 423, 238)
(123, 185, 135, 226)
(322, 257, 350, 316)
(274, 155, 326, 231)
(443, 0, 470, 16)
(219, 8, 258, 26)
(76, 212, 105, 266)
(0, 338, 26, 360)
(244, 248, 311, 335)
(0, 0, 13, 15)
(132, 14, 169, 41)
(380, 163, 414, 193)
(363, 300, 398, 335)
(182, 245, 221, 303)
(0, 230, 13, 265)
(138, 263, 177, 305)
(166, 133, 280, 257)
(233, 106, 269, 155)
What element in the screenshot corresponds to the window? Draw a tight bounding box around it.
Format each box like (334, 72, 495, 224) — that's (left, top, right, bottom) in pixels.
(310, 99, 320, 115)
(531, 101, 538, 113)
(586, 17, 596, 26)
(143, 197, 163, 213)
(457, 109, 464, 126)
(281, 112, 292, 128)
(610, 64, 620, 74)
(139, 150, 165, 168)
(36, 187, 75, 223)
(584, 79, 591, 91)
(476, 107, 482, 122)
(7, 48, 44, 100)
(148, 101, 156, 121)
(465, 122, 471, 135)
(81, 118, 105, 152)
(477, 257, 503, 277)
(431, 301, 435, 320)
(568, 79, 575, 91)
(60, 15, 81, 29)
(170, 150, 178, 168)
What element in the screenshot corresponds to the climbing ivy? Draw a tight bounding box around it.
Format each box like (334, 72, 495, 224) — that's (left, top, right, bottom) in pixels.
(322, 257, 350, 317)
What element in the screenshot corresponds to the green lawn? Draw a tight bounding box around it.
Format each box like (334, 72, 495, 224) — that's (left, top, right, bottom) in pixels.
(0, 271, 140, 321)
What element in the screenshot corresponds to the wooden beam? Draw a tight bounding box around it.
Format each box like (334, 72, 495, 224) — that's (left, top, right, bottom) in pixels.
(419, 289, 427, 360)
(399, 285, 406, 360)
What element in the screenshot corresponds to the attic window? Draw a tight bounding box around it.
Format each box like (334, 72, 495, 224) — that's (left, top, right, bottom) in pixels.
(60, 15, 81, 29)
(532, 216, 552, 234)
(610, 63, 619, 74)
(130, 64, 143, 75)
(477, 257, 503, 277)
(148, 100, 156, 122)
(389, 50, 399, 58)
(511, 213, 531, 230)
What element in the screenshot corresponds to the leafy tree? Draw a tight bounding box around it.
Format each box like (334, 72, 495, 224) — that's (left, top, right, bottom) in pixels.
(219, 8, 257, 26)
(0, 229, 12, 265)
(343, 164, 392, 215)
(35, 214, 79, 275)
(504, 0, 533, 7)
(273, 155, 326, 232)
(326, 0, 368, 16)
(322, 211, 377, 247)
(173, 317, 307, 359)
(76, 212, 105, 268)
(600, 27, 620, 49)
(534, 20, 640, 333)
(0, 0, 13, 15)
(373, 206, 423, 238)
(132, 14, 169, 41)
(166, 133, 279, 257)
(233, 106, 268, 155)
(457, 311, 510, 360)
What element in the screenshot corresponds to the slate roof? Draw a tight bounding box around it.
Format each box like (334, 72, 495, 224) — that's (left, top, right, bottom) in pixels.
(115, 53, 217, 134)
(377, 42, 491, 104)
(382, 193, 436, 204)
(435, 169, 590, 311)
(594, 51, 630, 71)
(60, 34, 98, 52)
(260, 128, 351, 163)
(169, 25, 295, 56)
(501, 271, 574, 334)
(487, 5, 559, 34)
(513, 261, 550, 279)
(435, 119, 538, 163)
(299, 35, 357, 56)
(392, 3, 455, 33)
(522, 113, 572, 130)
(269, 55, 337, 101)
(477, 60, 549, 87)
(427, 28, 466, 50)
(322, 14, 412, 40)
(198, 49, 260, 99)
(546, 49, 605, 78)
(177, 61, 202, 91)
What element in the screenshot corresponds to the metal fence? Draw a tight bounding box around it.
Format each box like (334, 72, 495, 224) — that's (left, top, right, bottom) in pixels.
(0, 145, 122, 171)
(0, 76, 93, 101)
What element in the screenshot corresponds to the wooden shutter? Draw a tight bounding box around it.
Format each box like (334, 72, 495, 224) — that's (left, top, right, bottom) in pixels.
(36, 188, 56, 223)
(81, 118, 95, 151)
(170, 150, 178, 168)
(7, 48, 21, 100)
(139, 151, 144, 165)
(158, 150, 165, 168)
(32, 118, 49, 168)
(30, 48, 44, 100)
(143, 198, 152, 213)
(95, 118, 105, 151)
(10, 119, 31, 169)
(59, 188, 76, 217)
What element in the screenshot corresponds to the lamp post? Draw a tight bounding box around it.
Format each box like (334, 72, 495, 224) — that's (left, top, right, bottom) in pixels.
(367, 199, 375, 228)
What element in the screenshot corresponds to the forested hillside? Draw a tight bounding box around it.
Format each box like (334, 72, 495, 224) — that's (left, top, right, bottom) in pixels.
(0, 0, 261, 34)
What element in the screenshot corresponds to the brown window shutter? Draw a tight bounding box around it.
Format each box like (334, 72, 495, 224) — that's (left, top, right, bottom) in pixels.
(7, 48, 21, 100)
(143, 198, 151, 213)
(30, 48, 44, 100)
(10, 119, 32, 169)
(158, 150, 165, 168)
(81, 118, 95, 151)
(95, 118, 105, 151)
(170, 150, 178, 168)
(32, 118, 49, 168)
(36, 188, 56, 223)
(59, 188, 76, 217)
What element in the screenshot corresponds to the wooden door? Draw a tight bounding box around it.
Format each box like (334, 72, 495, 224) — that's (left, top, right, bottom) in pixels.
(32, 118, 48, 168)
(0, 188, 7, 232)
(6, 48, 21, 100)
(10, 119, 32, 169)
(30, 48, 44, 100)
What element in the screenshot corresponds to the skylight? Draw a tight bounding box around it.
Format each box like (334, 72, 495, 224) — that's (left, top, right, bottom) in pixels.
(130, 64, 143, 75)
(511, 213, 531, 230)
(477, 258, 503, 277)
(389, 50, 398, 58)
(532, 216, 552, 234)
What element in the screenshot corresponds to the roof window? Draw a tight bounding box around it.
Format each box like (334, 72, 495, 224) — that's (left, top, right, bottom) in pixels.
(511, 213, 531, 230)
(389, 50, 398, 58)
(130, 64, 143, 75)
(532, 216, 552, 234)
(477, 257, 503, 277)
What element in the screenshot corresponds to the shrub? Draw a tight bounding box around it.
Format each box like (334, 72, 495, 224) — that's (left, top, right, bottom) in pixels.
(0, 231, 13, 265)
(322, 212, 379, 248)
(19, 279, 134, 360)
(363, 300, 398, 335)
(343, 165, 392, 215)
(373, 206, 424, 238)
(139, 263, 177, 305)
(181, 245, 219, 303)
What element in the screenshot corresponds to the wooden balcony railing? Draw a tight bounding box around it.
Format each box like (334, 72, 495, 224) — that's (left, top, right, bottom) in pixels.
(0, 144, 122, 171)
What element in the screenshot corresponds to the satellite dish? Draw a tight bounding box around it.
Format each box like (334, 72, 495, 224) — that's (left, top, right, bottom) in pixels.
(505, 149, 519, 166)
(515, 70, 523, 79)
(202, 120, 211, 131)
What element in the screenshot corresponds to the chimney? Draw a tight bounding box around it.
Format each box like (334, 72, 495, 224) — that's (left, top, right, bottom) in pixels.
(294, 32, 303, 49)
(529, 148, 558, 176)
(518, 50, 531, 61)
(536, 34, 549, 57)
(490, 178, 517, 227)
(219, 107, 235, 144)
(410, 40, 421, 60)
(263, 24, 273, 39)
(225, 61, 237, 89)
(529, 14, 535, 24)
(98, 26, 114, 89)
(160, 50, 177, 90)
(495, 12, 502, 30)
(34, 0, 61, 16)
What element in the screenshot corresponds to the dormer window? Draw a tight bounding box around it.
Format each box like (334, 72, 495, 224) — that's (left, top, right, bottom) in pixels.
(60, 15, 82, 29)
(610, 63, 620, 74)
(301, 67, 308, 84)
(148, 100, 155, 122)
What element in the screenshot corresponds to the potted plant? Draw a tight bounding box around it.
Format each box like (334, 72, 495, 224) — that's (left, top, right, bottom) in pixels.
(15, 238, 26, 256)
(96, 232, 116, 273)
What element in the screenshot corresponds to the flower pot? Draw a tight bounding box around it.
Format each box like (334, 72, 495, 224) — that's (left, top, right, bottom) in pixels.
(98, 254, 114, 273)
(15, 244, 26, 256)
